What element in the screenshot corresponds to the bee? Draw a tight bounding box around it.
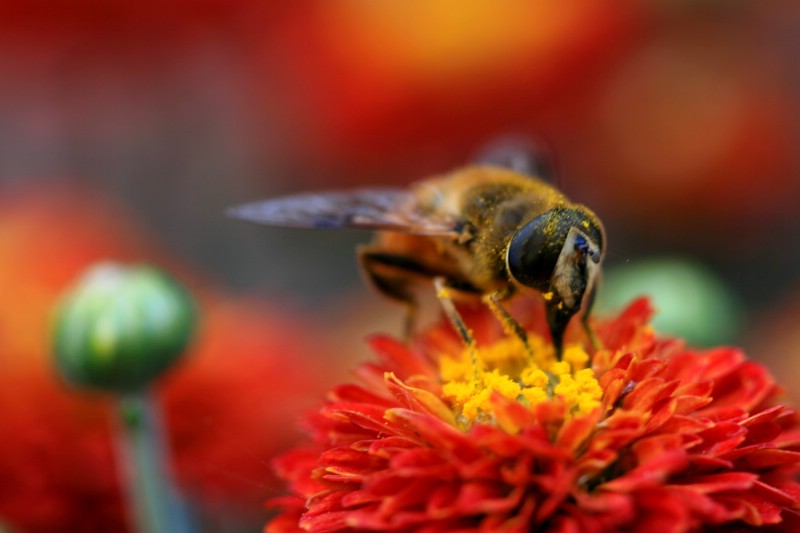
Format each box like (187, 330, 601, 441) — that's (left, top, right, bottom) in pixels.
(229, 151, 605, 359)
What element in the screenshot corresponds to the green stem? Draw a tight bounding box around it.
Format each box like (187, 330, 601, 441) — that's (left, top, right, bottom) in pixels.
(115, 391, 193, 533)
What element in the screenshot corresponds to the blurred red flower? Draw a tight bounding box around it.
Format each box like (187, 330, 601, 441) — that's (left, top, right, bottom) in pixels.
(0, 188, 338, 532)
(268, 299, 800, 532)
(254, 2, 646, 175)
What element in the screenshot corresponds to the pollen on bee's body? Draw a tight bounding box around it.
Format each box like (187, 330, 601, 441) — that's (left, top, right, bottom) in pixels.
(439, 333, 602, 425)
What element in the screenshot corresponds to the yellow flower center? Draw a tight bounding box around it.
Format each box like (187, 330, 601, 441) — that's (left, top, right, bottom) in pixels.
(440, 334, 602, 425)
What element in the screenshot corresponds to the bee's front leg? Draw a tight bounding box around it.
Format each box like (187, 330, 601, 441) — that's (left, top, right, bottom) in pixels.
(432, 277, 475, 346)
(580, 284, 603, 353)
(482, 289, 534, 360)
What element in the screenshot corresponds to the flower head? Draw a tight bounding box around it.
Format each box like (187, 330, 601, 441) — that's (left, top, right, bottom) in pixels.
(269, 299, 800, 532)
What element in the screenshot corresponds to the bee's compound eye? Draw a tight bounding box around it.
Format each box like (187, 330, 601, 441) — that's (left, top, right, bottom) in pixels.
(506, 211, 561, 291)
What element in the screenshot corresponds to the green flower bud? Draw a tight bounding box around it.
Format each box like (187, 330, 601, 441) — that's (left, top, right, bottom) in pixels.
(53, 263, 197, 393)
(596, 257, 742, 347)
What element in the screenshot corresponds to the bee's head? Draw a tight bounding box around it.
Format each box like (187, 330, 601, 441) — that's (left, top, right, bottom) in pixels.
(505, 205, 604, 315)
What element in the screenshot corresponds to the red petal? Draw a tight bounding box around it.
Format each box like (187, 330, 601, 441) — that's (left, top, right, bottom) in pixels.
(389, 448, 458, 477)
(384, 409, 482, 463)
(364, 436, 418, 457)
(622, 377, 676, 413)
(266, 506, 305, 533)
(604, 449, 688, 492)
(653, 414, 710, 437)
(319, 447, 386, 481)
(708, 361, 775, 413)
(329, 383, 393, 405)
(752, 479, 800, 508)
(626, 487, 693, 533)
(322, 404, 399, 440)
(630, 359, 669, 383)
(733, 449, 800, 470)
(694, 421, 747, 455)
(556, 411, 601, 453)
(687, 454, 734, 472)
(384, 373, 456, 425)
(671, 390, 714, 415)
(715, 491, 783, 526)
(491, 393, 540, 434)
(301, 492, 351, 532)
(598, 368, 629, 409)
(573, 489, 634, 515)
(596, 297, 653, 350)
(741, 405, 788, 426)
(674, 472, 757, 493)
(454, 481, 520, 514)
(376, 478, 441, 515)
(633, 434, 688, 464)
(697, 348, 746, 382)
(367, 334, 436, 379)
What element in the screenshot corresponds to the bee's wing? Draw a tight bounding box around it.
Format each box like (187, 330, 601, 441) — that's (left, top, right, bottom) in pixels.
(474, 136, 557, 184)
(228, 188, 459, 236)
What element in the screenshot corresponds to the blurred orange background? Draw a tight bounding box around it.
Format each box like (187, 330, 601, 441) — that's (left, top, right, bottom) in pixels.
(2, 1, 800, 531)
(3, 1, 799, 306)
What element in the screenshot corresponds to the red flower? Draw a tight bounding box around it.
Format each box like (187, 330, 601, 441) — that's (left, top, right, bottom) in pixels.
(0, 189, 340, 532)
(268, 299, 800, 532)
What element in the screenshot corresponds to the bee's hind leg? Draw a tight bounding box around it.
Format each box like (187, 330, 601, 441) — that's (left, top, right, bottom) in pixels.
(359, 248, 480, 381)
(359, 247, 422, 341)
(483, 290, 534, 359)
